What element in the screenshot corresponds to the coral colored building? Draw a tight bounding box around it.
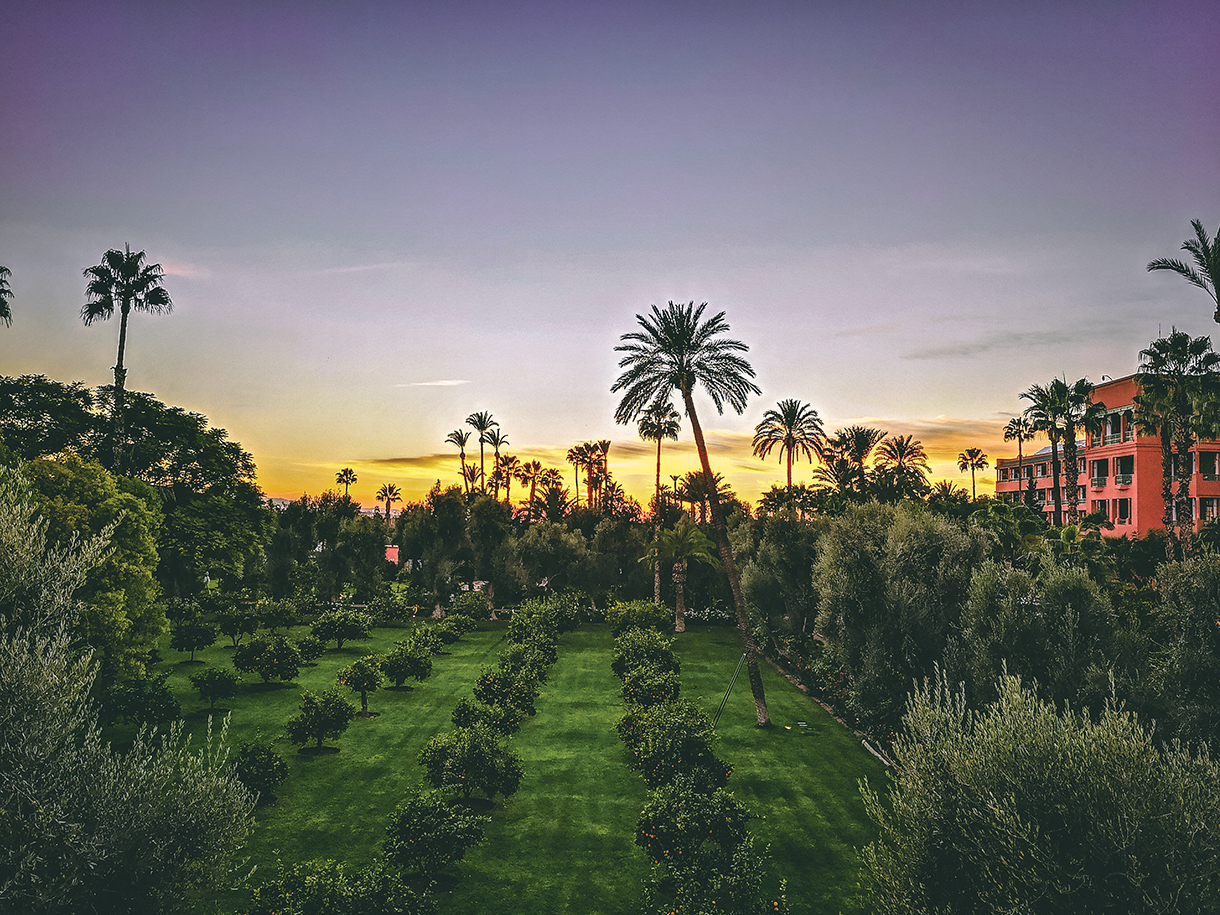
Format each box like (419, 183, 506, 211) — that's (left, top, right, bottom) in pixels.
(994, 374, 1220, 537)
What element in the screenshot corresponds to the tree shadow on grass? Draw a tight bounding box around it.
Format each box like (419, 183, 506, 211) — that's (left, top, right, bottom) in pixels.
(297, 746, 341, 757)
(246, 681, 296, 693)
(385, 684, 416, 692)
(177, 658, 207, 666)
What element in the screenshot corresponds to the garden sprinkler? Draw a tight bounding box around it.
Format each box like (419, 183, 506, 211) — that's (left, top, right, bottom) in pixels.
(712, 652, 747, 729)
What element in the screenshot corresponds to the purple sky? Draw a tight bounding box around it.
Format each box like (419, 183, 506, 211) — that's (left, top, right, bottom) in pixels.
(3, 1, 1218, 505)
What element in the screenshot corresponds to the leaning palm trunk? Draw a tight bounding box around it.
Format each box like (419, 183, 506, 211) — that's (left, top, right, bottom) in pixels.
(682, 391, 769, 726)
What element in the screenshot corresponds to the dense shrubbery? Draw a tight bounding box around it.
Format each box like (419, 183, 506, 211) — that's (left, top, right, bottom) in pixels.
(418, 722, 524, 801)
(243, 858, 435, 915)
(607, 598, 671, 636)
(383, 789, 489, 875)
(234, 740, 289, 803)
(611, 627, 680, 680)
(234, 634, 302, 684)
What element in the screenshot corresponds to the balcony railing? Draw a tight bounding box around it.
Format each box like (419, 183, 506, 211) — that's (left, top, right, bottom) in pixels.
(1090, 477, 1107, 489)
(1115, 474, 1132, 486)
(1104, 433, 1122, 445)
(1203, 473, 1220, 482)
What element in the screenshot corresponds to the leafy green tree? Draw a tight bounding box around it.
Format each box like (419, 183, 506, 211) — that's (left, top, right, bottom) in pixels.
(1147, 218, 1220, 323)
(617, 699, 730, 790)
(1154, 553, 1220, 747)
(171, 617, 218, 661)
(190, 666, 242, 711)
(217, 603, 261, 647)
(81, 244, 173, 472)
(956, 447, 989, 501)
(752, 398, 824, 491)
(234, 635, 302, 684)
(861, 671, 1220, 915)
(244, 858, 434, 915)
(636, 778, 751, 874)
(26, 454, 165, 686)
(450, 696, 523, 736)
(473, 667, 539, 716)
(515, 520, 588, 595)
(337, 655, 383, 714)
(233, 741, 289, 804)
(286, 688, 357, 749)
(622, 662, 680, 706)
(0, 374, 96, 459)
(295, 634, 326, 664)
(613, 301, 770, 726)
(0, 265, 11, 327)
(312, 607, 373, 649)
(383, 789, 489, 876)
(611, 627, 679, 680)
(102, 668, 181, 725)
(418, 724, 524, 801)
(0, 466, 254, 913)
(335, 466, 357, 496)
(381, 639, 434, 687)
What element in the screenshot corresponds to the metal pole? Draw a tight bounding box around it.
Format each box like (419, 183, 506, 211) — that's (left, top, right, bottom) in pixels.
(713, 652, 747, 729)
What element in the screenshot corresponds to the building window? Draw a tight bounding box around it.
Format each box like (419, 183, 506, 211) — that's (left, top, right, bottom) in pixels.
(1200, 452, 1218, 480)
(1201, 498, 1219, 522)
(1037, 463, 1047, 477)
(1090, 458, 1108, 486)
(1091, 500, 1109, 518)
(1116, 498, 1131, 524)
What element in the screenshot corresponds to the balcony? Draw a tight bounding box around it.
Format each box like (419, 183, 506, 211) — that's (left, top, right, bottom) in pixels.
(1203, 474, 1220, 482)
(1104, 433, 1122, 445)
(1090, 477, 1107, 489)
(1114, 474, 1132, 487)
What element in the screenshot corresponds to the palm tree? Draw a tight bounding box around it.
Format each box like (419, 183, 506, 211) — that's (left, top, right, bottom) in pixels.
(816, 425, 886, 496)
(613, 300, 770, 726)
(0, 266, 13, 327)
(377, 483, 401, 521)
(465, 411, 497, 491)
(638, 397, 681, 513)
(445, 430, 471, 494)
(1062, 379, 1107, 525)
(594, 439, 612, 510)
(640, 519, 719, 633)
(1137, 331, 1220, 558)
(483, 428, 509, 498)
(335, 467, 357, 497)
(1004, 416, 1036, 506)
(498, 454, 521, 506)
(957, 447, 989, 501)
(1148, 219, 1220, 323)
(874, 434, 931, 500)
(1022, 380, 1069, 525)
(752, 398, 825, 491)
(565, 445, 583, 506)
(517, 459, 544, 519)
(81, 244, 173, 472)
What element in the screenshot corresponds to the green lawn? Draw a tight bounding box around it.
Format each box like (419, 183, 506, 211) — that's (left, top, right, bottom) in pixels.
(157, 621, 883, 914)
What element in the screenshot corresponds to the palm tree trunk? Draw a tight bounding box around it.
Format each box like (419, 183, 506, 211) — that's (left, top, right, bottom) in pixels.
(786, 449, 792, 490)
(529, 479, 538, 520)
(460, 455, 469, 495)
(1159, 424, 1177, 560)
(681, 390, 769, 727)
(111, 305, 131, 472)
(1064, 424, 1080, 524)
(1174, 424, 1196, 558)
(970, 467, 977, 501)
(1050, 436, 1063, 526)
(673, 561, 686, 633)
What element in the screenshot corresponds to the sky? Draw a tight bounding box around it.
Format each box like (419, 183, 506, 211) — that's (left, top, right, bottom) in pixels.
(2, 1, 1219, 508)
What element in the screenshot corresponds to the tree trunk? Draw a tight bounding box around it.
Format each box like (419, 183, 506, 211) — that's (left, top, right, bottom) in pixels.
(673, 561, 686, 633)
(110, 305, 131, 473)
(1159, 424, 1178, 561)
(681, 391, 769, 726)
(1049, 436, 1063, 526)
(1174, 423, 1196, 559)
(1064, 423, 1080, 525)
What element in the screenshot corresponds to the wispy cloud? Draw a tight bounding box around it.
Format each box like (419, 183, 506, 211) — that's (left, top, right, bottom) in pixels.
(396, 379, 472, 387)
(834, 322, 895, 338)
(905, 329, 1064, 360)
(160, 260, 210, 278)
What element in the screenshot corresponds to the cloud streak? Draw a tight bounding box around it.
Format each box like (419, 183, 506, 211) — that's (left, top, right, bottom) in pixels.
(396, 380, 472, 387)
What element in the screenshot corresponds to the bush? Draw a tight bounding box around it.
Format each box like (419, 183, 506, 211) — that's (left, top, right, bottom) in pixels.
(611, 628, 679, 680)
(418, 724, 524, 801)
(451, 696, 523, 736)
(450, 589, 488, 620)
(657, 834, 782, 915)
(234, 741, 289, 803)
(381, 640, 433, 688)
(234, 635, 302, 684)
(607, 599, 670, 636)
(433, 618, 463, 645)
(311, 608, 373, 649)
(411, 626, 444, 656)
(622, 662, 681, 707)
(618, 700, 730, 790)
(473, 667, 539, 716)
(286, 688, 357, 749)
(295, 634, 326, 664)
(499, 638, 556, 684)
(637, 778, 751, 870)
(244, 858, 435, 915)
(861, 671, 1220, 915)
(191, 666, 242, 710)
(102, 670, 181, 725)
(383, 789, 489, 875)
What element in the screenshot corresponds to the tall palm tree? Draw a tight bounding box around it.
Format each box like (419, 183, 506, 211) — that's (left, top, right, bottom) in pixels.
(565, 445, 583, 506)
(613, 300, 770, 726)
(640, 518, 719, 633)
(0, 266, 13, 327)
(1148, 219, 1220, 323)
(815, 425, 886, 496)
(638, 397, 681, 513)
(498, 454, 521, 506)
(1004, 416, 1036, 506)
(594, 439, 612, 510)
(445, 430, 471, 494)
(81, 244, 173, 472)
(517, 459, 544, 519)
(335, 467, 357, 497)
(1062, 379, 1107, 524)
(483, 428, 509, 498)
(1137, 331, 1220, 558)
(1022, 380, 1069, 525)
(752, 398, 825, 491)
(957, 447, 989, 501)
(377, 483, 401, 521)
(875, 434, 931, 500)
(465, 411, 497, 492)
